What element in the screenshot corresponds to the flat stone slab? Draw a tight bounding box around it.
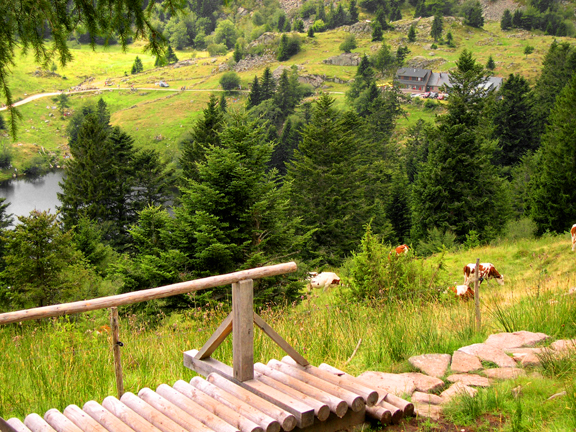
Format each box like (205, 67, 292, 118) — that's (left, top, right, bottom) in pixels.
(413, 402, 443, 420)
(504, 347, 545, 355)
(440, 383, 478, 402)
(483, 368, 526, 380)
(451, 350, 483, 373)
(400, 372, 444, 393)
(458, 343, 517, 368)
(520, 353, 541, 367)
(408, 354, 451, 378)
(357, 371, 416, 397)
(412, 391, 444, 405)
(485, 331, 550, 349)
(550, 339, 576, 353)
(447, 373, 491, 387)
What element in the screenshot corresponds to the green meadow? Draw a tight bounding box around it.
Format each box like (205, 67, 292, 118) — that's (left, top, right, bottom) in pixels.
(2, 232, 576, 430)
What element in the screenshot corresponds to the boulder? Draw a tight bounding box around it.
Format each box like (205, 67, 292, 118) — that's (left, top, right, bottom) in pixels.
(322, 53, 361, 66)
(550, 339, 576, 353)
(440, 383, 477, 402)
(413, 402, 443, 420)
(411, 391, 444, 405)
(400, 373, 444, 393)
(483, 368, 526, 380)
(357, 371, 416, 397)
(447, 374, 491, 387)
(520, 353, 541, 367)
(485, 331, 550, 349)
(451, 350, 483, 373)
(458, 343, 517, 368)
(408, 354, 451, 378)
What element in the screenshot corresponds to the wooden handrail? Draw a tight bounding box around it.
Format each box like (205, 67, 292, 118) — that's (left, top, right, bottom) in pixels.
(0, 262, 298, 325)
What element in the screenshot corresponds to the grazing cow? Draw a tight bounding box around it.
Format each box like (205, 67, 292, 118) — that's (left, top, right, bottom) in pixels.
(463, 263, 504, 286)
(571, 224, 576, 251)
(309, 272, 341, 292)
(448, 285, 474, 300)
(395, 244, 409, 255)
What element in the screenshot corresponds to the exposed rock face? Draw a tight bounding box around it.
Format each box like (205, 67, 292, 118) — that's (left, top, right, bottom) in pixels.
(412, 392, 444, 405)
(483, 368, 526, 380)
(458, 343, 517, 368)
(485, 331, 550, 349)
(451, 350, 483, 374)
(234, 54, 276, 73)
(400, 373, 444, 393)
(338, 22, 372, 35)
(247, 33, 278, 49)
(323, 53, 361, 66)
(408, 354, 451, 378)
(447, 374, 491, 387)
(440, 383, 477, 401)
(405, 56, 447, 69)
(357, 372, 416, 397)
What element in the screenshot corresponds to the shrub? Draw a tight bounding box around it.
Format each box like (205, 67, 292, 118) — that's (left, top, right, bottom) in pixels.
(431, 43, 438, 49)
(312, 20, 327, 32)
(417, 227, 458, 256)
(219, 71, 241, 91)
(207, 43, 228, 57)
(343, 224, 445, 301)
(340, 34, 357, 53)
(0, 144, 13, 169)
(300, 1, 317, 19)
(424, 99, 438, 110)
(503, 217, 537, 240)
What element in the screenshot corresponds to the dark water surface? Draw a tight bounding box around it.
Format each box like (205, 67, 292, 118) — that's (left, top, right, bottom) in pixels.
(0, 170, 64, 219)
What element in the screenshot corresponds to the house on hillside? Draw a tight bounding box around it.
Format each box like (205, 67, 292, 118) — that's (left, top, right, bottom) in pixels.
(395, 67, 504, 94)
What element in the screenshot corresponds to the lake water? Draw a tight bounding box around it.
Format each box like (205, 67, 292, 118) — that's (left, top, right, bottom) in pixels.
(0, 170, 64, 219)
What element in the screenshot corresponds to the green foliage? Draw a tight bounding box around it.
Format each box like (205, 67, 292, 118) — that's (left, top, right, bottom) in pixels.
(371, 22, 383, 41)
(131, 56, 143, 74)
(371, 41, 396, 76)
(260, 67, 276, 101)
(307, 26, 315, 37)
(530, 74, 576, 234)
(416, 227, 458, 255)
(485, 55, 495, 70)
(349, 0, 359, 23)
(501, 9, 513, 30)
(408, 24, 417, 42)
(0, 143, 12, 169)
(207, 43, 227, 56)
(233, 42, 243, 63)
(165, 45, 179, 64)
(396, 46, 410, 66)
(346, 54, 375, 102)
(524, 45, 535, 57)
(246, 76, 262, 109)
(340, 34, 357, 53)
(52, 93, 70, 115)
(431, 15, 443, 41)
(344, 224, 445, 300)
(219, 71, 241, 91)
(446, 31, 455, 47)
(0, 210, 91, 309)
(312, 20, 327, 32)
(277, 34, 302, 61)
(430, 43, 438, 49)
(73, 215, 114, 275)
(214, 19, 238, 49)
(462, 0, 484, 27)
(294, 19, 305, 32)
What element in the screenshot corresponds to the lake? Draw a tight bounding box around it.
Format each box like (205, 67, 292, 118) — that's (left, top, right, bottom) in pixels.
(0, 170, 64, 220)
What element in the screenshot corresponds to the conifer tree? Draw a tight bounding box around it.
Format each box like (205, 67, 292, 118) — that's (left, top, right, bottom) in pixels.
(317, 3, 326, 21)
(233, 42, 243, 62)
(529, 74, 576, 234)
(396, 46, 411, 65)
(408, 24, 417, 42)
(219, 93, 227, 112)
(270, 117, 301, 176)
(446, 31, 455, 47)
(165, 45, 179, 64)
(513, 9, 523, 28)
(308, 26, 315, 37)
(277, 14, 286, 32)
(260, 67, 276, 101)
(347, 55, 375, 102)
(501, 9, 513, 30)
(431, 15, 443, 41)
(464, 1, 484, 28)
(411, 50, 508, 242)
(294, 19, 305, 32)
(486, 55, 495, 70)
(372, 22, 384, 41)
(274, 69, 297, 117)
(414, 0, 426, 17)
(349, 0, 359, 23)
(132, 149, 173, 211)
(154, 55, 167, 67)
(492, 74, 536, 170)
(390, 5, 402, 21)
(131, 56, 143, 74)
(277, 34, 290, 61)
(179, 94, 224, 180)
(246, 76, 262, 109)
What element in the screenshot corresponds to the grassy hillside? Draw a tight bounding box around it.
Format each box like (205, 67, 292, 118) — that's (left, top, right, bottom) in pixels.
(2, 231, 576, 431)
(0, 17, 573, 179)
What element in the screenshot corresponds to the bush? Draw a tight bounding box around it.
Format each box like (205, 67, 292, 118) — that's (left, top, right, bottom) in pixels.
(343, 224, 446, 301)
(0, 144, 12, 169)
(312, 20, 327, 32)
(424, 99, 438, 110)
(300, 1, 317, 19)
(416, 227, 458, 256)
(23, 155, 48, 176)
(207, 43, 228, 57)
(431, 43, 438, 49)
(219, 71, 241, 91)
(339, 34, 357, 53)
(503, 217, 537, 241)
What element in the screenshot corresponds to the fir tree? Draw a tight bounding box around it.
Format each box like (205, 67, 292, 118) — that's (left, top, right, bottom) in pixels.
(446, 31, 455, 47)
(260, 67, 276, 101)
(317, 3, 326, 21)
(179, 94, 224, 180)
(131, 149, 173, 211)
(501, 9, 513, 30)
(430, 15, 443, 41)
(464, 1, 484, 28)
(513, 9, 523, 28)
(411, 50, 509, 242)
(277, 34, 290, 61)
(530, 74, 576, 234)
(154, 55, 167, 67)
(274, 69, 297, 117)
(396, 46, 411, 65)
(219, 93, 227, 112)
(233, 42, 243, 63)
(486, 55, 496, 70)
(350, 0, 359, 23)
(308, 26, 315, 37)
(131, 56, 143, 74)
(270, 117, 301, 176)
(408, 24, 417, 42)
(372, 22, 384, 41)
(414, 0, 426, 17)
(165, 45, 179, 64)
(294, 19, 305, 32)
(246, 76, 262, 109)
(347, 54, 375, 102)
(277, 14, 286, 32)
(493, 74, 536, 170)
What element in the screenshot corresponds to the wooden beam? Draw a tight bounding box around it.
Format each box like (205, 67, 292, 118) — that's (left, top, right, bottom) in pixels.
(233, 279, 254, 382)
(63, 405, 109, 432)
(195, 312, 233, 360)
(0, 418, 19, 432)
(3, 419, 30, 432)
(82, 401, 135, 432)
(24, 413, 57, 432)
(253, 314, 309, 366)
(43, 409, 83, 432)
(101, 396, 162, 432)
(119, 392, 187, 432)
(0, 262, 297, 325)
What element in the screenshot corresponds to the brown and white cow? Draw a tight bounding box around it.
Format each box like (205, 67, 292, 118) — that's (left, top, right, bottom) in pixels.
(463, 263, 504, 286)
(448, 285, 474, 300)
(394, 244, 410, 255)
(571, 224, 576, 251)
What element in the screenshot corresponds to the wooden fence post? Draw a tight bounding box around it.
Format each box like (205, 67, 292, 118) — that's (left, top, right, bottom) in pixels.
(474, 258, 481, 332)
(110, 307, 124, 398)
(232, 279, 254, 381)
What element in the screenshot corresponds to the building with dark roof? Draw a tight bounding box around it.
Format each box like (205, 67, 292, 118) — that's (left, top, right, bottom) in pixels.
(395, 67, 504, 94)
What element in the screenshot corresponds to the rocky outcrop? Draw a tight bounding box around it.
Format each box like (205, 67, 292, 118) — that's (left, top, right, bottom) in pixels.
(447, 373, 491, 387)
(406, 56, 448, 70)
(234, 54, 276, 73)
(451, 350, 483, 374)
(247, 33, 278, 49)
(458, 343, 518, 368)
(323, 53, 361, 66)
(357, 372, 417, 397)
(483, 368, 526, 380)
(485, 331, 550, 349)
(408, 354, 451, 378)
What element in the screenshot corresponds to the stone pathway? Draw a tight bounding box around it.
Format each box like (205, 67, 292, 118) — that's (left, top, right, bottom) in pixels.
(358, 331, 576, 421)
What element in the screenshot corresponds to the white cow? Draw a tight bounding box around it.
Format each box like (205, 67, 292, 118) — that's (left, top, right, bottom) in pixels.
(308, 272, 341, 292)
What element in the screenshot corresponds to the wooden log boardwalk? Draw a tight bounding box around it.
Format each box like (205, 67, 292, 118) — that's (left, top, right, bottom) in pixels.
(1, 262, 414, 432)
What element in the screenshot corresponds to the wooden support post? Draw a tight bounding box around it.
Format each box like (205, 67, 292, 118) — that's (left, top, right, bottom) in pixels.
(0, 417, 18, 432)
(233, 279, 254, 382)
(474, 258, 481, 333)
(110, 307, 124, 398)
